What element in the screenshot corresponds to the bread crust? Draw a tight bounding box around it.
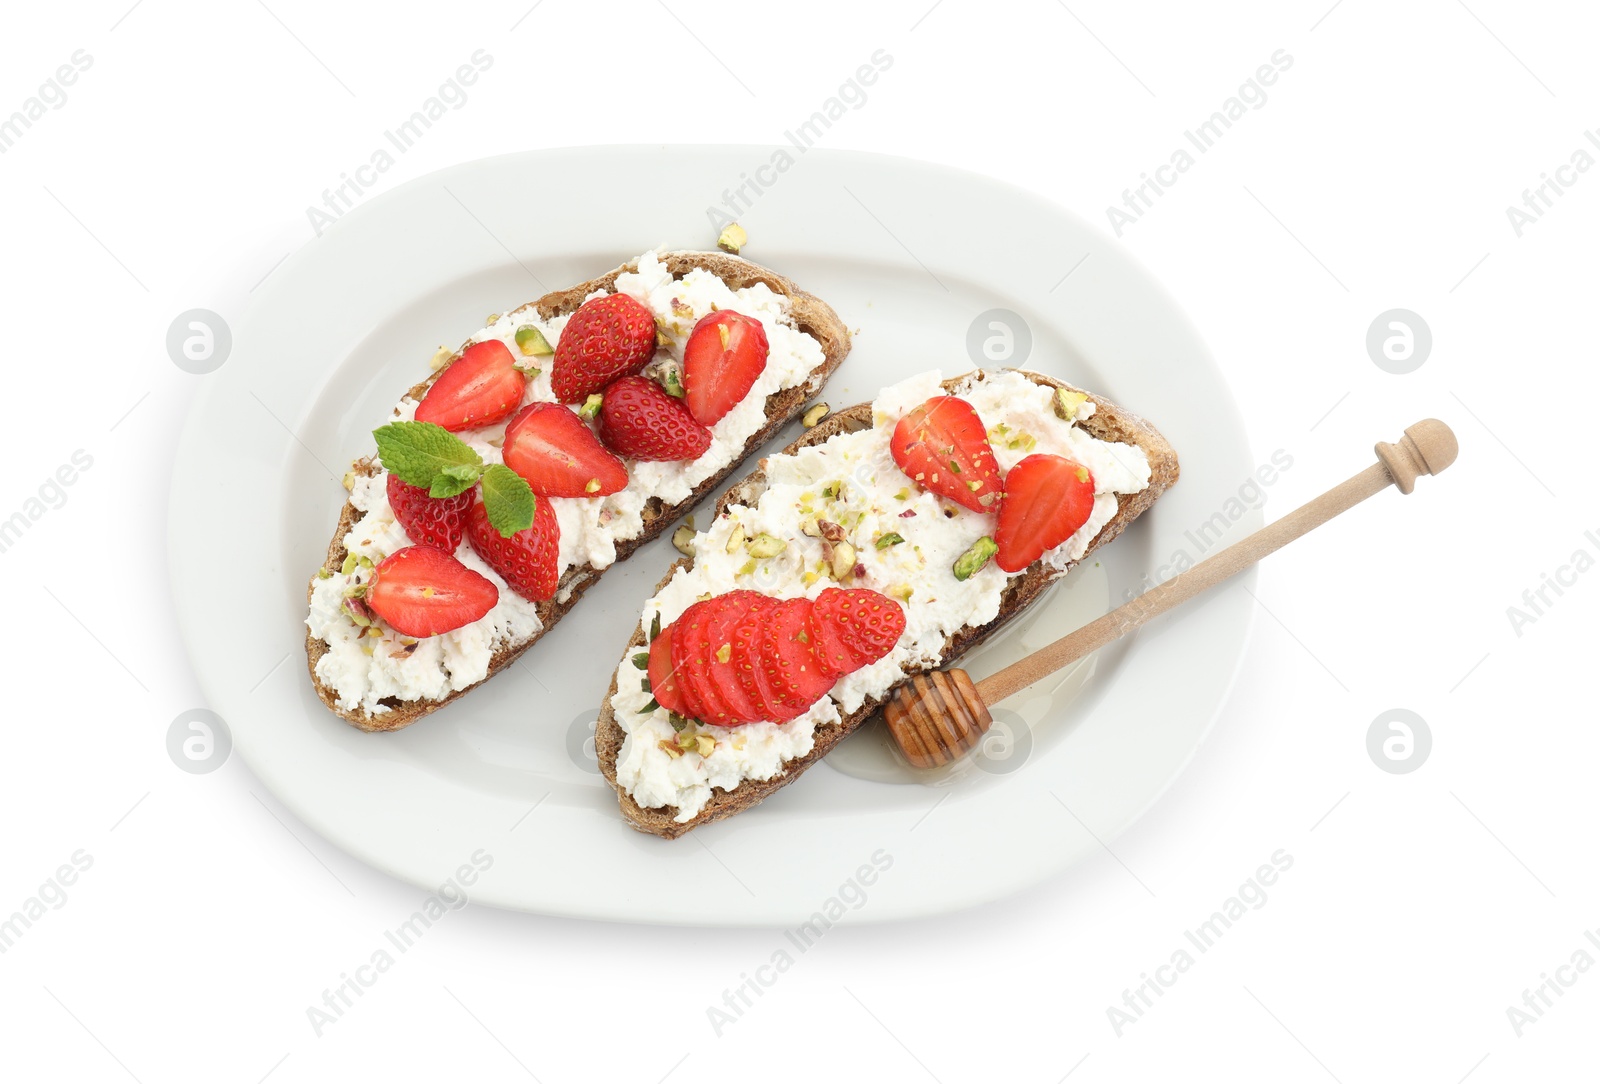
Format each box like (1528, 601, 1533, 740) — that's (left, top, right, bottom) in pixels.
(594, 369, 1180, 838)
(306, 252, 852, 731)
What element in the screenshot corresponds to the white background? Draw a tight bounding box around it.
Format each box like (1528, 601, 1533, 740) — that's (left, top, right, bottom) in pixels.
(2, 1, 1596, 1081)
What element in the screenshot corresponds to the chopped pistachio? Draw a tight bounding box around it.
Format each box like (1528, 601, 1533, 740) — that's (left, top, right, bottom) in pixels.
(967, 479, 982, 492)
(894, 488, 910, 501)
(660, 365, 685, 398)
(802, 571, 819, 585)
(799, 517, 821, 538)
(827, 540, 857, 581)
(421, 586, 434, 598)
(655, 323, 673, 349)
(875, 532, 905, 549)
(514, 324, 554, 357)
(714, 643, 731, 664)
(696, 733, 717, 757)
(579, 393, 603, 420)
(1054, 387, 1089, 420)
(672, 525, 695, 556)
(1076, 466, 1090, 483)
(340, 553, 360, 575)
(725, 523, 746, 554)
(953, 536, 998, 581)
(486, 312, 501, 324)
(889, 583, 914, 602)
(737, 558, 757, 576)
(316, 567, 333, 580)
(657, 739, 683, 759)
(745, 533, 787, 558)
(717, 222, 748, 254)
(341, 470, 355, 492)
(632, 652, 650, 670)
(585, 478, 601, 494)
(802, 402, 830, 428)
(429, 346, 453, 371)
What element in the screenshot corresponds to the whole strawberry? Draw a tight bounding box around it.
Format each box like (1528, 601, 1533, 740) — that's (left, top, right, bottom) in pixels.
(596, 376, 711, 462)
(386, 473, 472, 552)
(551, 293, 657, 402)
(465, 493, 561, 602)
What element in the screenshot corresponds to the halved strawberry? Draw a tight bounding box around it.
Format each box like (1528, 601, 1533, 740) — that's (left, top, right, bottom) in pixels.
(551, 292, 657, 402)
(386, 473, 471, 552)
(810, 588, 906, 673)
(889, 396, 1002, 513)
(414, 340, 525, 432)
(729, 595, 788, 721)
(671, 599, 732, 724)
(502, 402, 627, 498)
(995, 453, 1097, 573)
(597, 376, 711, 462)
(703, 591, 769, 725)
(364, 545, 498, 638)
(464, 492, 560, 601)
(682, 310, 769, 427)
(757, 597, 836, 715)
(647, 621, 690, 716)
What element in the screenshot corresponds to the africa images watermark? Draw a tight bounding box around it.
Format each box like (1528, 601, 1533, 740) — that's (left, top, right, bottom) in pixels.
(1106, 849, 1295, 1037)
(1122, 449, 1294, 602)
(1, 449, 95, 556)
(705, 49, 894, 232)
(305, 49, 494, 236)
(1504, 926, 1600, 1037)
(705, 849, 894, 1037)
(1504, 527, 1599, 637)
(305, 849, 493, 1036)
(0, 850, 94, 955)
(1106, 50, 1294, 237)
(1504, 130, 1599, 237)
(0, 50, 93, 155)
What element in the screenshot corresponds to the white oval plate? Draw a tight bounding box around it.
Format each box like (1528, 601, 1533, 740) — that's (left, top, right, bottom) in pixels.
(169, 146, 1258, 925)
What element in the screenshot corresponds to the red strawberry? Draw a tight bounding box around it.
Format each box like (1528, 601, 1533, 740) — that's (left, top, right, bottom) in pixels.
(682, 310, 769, 426)
(810, 588, 906, 673)
(995, 453, 1096, 573)
(386, 473, 471, 552)
(890, 396, 1002, 513)
(671, 599, 732, 724)
(757, 597, 836, 715)
(502, 402, 627, 498)
(647, 622, 690, 716)
(596, 376, 712, 462)
(551, 292, 656, 402)
(729, 595, 788, 721)
(464, 492, 561, 602)
(415, 340, 525, 432)
(704, 591, 770, 724)
(364, 545, 498, 638)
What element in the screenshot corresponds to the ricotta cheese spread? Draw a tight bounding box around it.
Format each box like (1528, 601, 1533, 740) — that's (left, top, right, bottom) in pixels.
(612, 368, 1153, 821)
(307, 250, 829, 715)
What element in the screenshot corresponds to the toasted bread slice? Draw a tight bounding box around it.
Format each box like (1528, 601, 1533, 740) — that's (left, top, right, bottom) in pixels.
(307, 251, 851, 731)
(595, 369, 1178, 837)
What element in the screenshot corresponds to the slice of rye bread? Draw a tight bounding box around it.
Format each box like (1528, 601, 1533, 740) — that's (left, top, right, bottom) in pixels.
(595, 368, 1180, 838)
(306, 251, 852, 732)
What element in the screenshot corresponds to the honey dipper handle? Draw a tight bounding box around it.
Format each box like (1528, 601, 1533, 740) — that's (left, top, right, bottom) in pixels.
(972, 419, 1458, 707)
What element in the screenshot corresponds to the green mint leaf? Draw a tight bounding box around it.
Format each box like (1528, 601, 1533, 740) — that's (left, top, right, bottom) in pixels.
(480, 463, 535, 537)
(373, 421, 483, 491)
(429, 461, 483, 498)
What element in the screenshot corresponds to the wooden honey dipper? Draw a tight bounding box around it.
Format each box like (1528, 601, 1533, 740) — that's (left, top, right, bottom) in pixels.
(882, 419, 1459, 769)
